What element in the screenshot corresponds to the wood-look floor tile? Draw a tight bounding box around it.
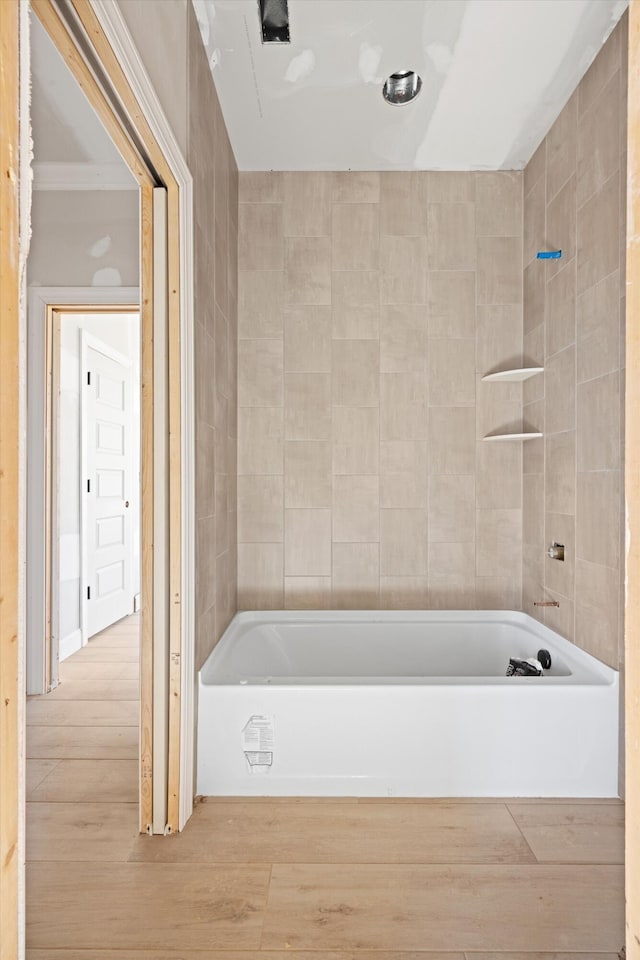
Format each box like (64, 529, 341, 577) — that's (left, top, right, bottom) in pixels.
(59, 660, 139, 681)
(27, 951, 463, 960)
(27, 725, 137, 760)
(26, 760, 60, 798)
(467, 954, 620, 960)
(31, 679, 140, 701)
(27, 803, 139, 861)
(130, 801, 534, 864)
(71, 647, 139, 662)
(27, 699, 138, 726)
(261, 863, 624, 952)
(26, 862, 270, 951)
(507, 803, 624, 863)
(27, 760, 138, 802)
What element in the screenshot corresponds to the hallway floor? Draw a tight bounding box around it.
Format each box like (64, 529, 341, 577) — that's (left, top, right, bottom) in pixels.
(26, 614, 625, 957)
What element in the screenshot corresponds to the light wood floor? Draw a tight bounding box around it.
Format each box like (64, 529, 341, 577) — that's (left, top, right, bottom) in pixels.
(26, 614, 625, 957)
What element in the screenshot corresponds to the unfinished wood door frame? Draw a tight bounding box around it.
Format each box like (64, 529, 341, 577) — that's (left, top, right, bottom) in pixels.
(627, 6, 640, 958)
(0, 2, 23, 954)
(29, 0, 195, 833)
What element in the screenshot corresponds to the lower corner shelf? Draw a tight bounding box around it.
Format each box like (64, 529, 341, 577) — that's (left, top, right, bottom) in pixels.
(483, 432, 543, 442)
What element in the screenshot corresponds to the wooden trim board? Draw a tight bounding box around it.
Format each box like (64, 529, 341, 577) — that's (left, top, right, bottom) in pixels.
(626, 6, 640, 959)
(0, 1, 21, 954)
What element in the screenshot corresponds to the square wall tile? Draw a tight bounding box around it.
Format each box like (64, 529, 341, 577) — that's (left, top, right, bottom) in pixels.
(332, 203, 380, 271)
(285, 373, 331, 440)
(476, 304, 522, 375)
(332, 340, 379, 406)
(380, 509, 428, 576)
(237, 543, 283, 609)
(577, 172, 620, 294)
(477, 237, 522, 305)
(284, 577, 332, 610)
(380, 236, 427, 304)
(332, 406, 379, 475)
(428, 271, 476, 339)
(380, 305, 427, 373)
(284, 441, 331, 508)
(545, 346, 576, 434)
(332, 542, 380, 608)
(238, 339, 283, 407)
(428, 172, 475, 202)
(428, 407, 476, 475)
(428, 540, 475, 581)
(380, 172, 428, 236)
(476, 441, 522, 509)
(545, 431, 576, 516)
(428, 475, 475, 543)
(332, 269, 379, 305)
(523, 473, 544, 547)
(284, 305, 332, 373)
(380, 441, 427, 509)
(546, 258, 576, 358)
(546, 91, 577, 203)
(577, 371, 620, 472)
(524, 174, 545, 267)
(427, 203, 476, 270)
(380, 373, 428, 441)
(544, 511, 575, 600)
(238, 476, 283, 543)
(284, 237, 331, 304)
(476, 508, 522, 578)
(283, 171, 331, 237)
(428, 339, 475, 406)
(239, 171, 283, 203)
(238, 407, 283, 476)
(577, 73, 620, 208)
(577, 271, 620, 383)
(332, 476, 379, 542)
(284, 509, 332, 576)
(546, 174, 576, 272)
(239, 271, 283, 339)
(475, 172, 523, 237)
(379, 577, 428, 609)
(576, 470, 621, 568)
(331, 171, 380, 203)
(575, 559, 620, 667)
(239, 204, 284, 270)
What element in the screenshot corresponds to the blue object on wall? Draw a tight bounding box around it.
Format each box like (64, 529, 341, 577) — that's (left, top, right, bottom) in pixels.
(536, 250, 562, 260)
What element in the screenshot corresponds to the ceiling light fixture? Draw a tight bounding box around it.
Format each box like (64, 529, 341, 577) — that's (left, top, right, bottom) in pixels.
(259, 0, 290, 44)
(382, 70, 422, 105)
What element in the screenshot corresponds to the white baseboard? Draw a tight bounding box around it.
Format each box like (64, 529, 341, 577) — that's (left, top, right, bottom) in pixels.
(59, 628, 82, 662)
(134, 593, 141, 612)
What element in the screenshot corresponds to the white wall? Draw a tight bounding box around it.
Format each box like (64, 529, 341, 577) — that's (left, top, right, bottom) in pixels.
(57, 312, 140, 655)
(29, 190, 139, 288)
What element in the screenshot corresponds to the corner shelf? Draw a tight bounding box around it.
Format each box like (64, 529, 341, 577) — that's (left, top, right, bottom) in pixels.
(482, 432, 543, 442)
(481, 366, 544, 383)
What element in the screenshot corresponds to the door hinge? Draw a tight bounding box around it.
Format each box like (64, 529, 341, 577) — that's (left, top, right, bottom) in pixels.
(87, 371, 91, 385)
(87, 586, 91, 600)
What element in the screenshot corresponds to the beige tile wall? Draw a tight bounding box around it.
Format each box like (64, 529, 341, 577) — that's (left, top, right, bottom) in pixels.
(522, 14, 627, 671)
(188, 4, 238, 669)
(238, 170, 524, 610)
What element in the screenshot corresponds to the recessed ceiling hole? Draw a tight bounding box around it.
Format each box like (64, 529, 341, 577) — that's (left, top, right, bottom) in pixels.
(382, 70, 423, 105)
(259, 0, 290, 43)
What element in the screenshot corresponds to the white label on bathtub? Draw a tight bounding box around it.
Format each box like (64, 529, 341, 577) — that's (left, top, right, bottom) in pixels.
(242, 715, 274, 773)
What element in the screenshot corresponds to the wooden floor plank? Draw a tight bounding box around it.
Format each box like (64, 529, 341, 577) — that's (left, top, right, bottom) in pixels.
(26, 803, 139, 861)
(261, 863, 624, 952)
(467, 954, 621, 960)
(130, 800, 534, 865)
(27, 952, 464, 960)
(26, 862, 271, 951)
(27, 759, 139, 803)
(26, 760, 60, 798)
(507, 803, 625, 864)
(27, 699, 138, 726)
(59, 660, 139, 682)
(70, 647, 139, 662)
(27, 725, 137, 760)
(30, 679, 140, 701)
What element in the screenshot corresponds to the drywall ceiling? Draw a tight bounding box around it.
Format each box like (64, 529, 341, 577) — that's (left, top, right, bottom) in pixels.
(193, 0, 628, 171)
(30, 14, 135, 188)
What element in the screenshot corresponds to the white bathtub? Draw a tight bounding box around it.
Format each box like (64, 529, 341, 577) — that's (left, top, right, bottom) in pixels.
(197, 610, 619, 798)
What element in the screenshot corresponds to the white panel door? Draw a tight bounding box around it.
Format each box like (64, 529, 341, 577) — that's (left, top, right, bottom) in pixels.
(83, 335, 134, 638)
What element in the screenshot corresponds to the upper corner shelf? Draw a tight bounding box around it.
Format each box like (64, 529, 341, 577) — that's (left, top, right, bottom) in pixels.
(483, 432, 543, 442)
(481, 366, 544, 383)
